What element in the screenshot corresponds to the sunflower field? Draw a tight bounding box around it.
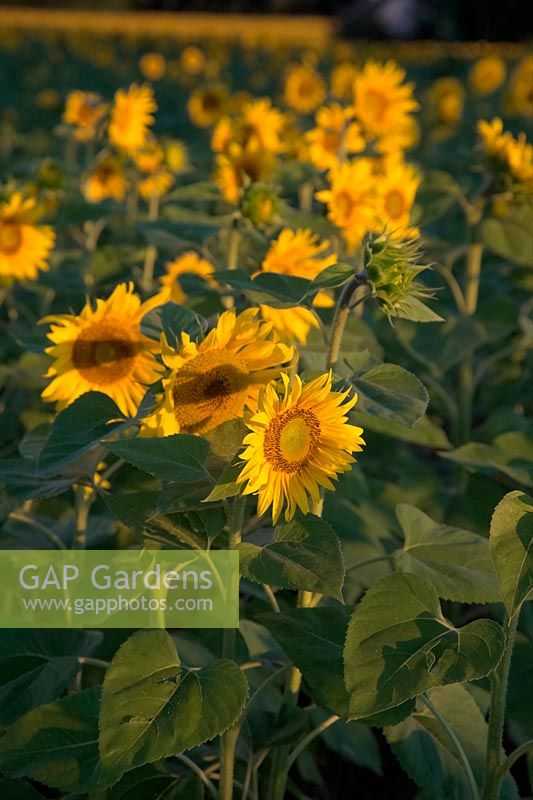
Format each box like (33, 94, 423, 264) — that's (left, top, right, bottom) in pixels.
(0, 14, 532, 800)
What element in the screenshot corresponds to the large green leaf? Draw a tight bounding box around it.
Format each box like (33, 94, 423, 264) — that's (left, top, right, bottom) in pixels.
(393, 504, 500, 603)
(214, 269, 311, 308)
(0, 686, 120, 793)
(344, 573, 504, 720)
(483, 207, 533, 266)
(38, 392, 125, 472)
(238, 515, 344, 599)
(490, 491, 533, 617)
(141, 302, 206, 344)
(99, 630, 248, 776)
(0, 777, 43, 800)
(261, 607, 414, 726)
(442, 432, 533, 487)
(352, 364, 428, 428)
(385, 685, 519, 800)
(309, 262, 356, 291)
(102, 764, 204, 800)
(0, 629, 100, 725)
(105, 434, 210, 483)
(355, 412, 452, 449)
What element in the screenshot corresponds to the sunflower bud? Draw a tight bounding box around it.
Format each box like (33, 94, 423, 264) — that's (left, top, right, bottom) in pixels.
(366, 233, 434, 320)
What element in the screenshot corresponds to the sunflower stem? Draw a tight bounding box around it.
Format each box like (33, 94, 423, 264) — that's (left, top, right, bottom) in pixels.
(326, 273, 366, 370)
(219, 496, 245, 800)
(141, 193, 160, 292)
(73, 486, 91, 550)
(223, 216, 241, 310)
(483, 611, 519, 800)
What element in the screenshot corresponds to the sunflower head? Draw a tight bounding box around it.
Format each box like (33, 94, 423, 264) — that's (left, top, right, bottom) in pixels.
(214, 142, 277, 205)
(374, 158, 420, 240)
(63, 90, 106, 142)
(142, 308, 294, 437)
(139, 52, 166, 81)
(427, 77, 465, 126)
(240, 183, 279, 226)
(238, 372, 365, 523)
(315, 159, 377, 251)
(108, 84, 157, 153)
(180, 45, 206, 76)
(0, 193, 55, 283)
(187, 85, 229, 128)
(305, 104, 366, 171)
(83, 157, 128, 203)
(353, 60, 419, 140)
(156, 251, 216, 305)
(469, 55, 506, 96)
(41, 282, 162, 417)
(506, 55, 533, 117)
(284, 64, 326, 114)
(366, 232, 433, 319)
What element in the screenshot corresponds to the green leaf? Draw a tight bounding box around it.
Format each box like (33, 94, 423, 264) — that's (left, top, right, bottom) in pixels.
(262, 606, 414, 725)
(483, 207, 533, 266)
(344, 572, 504, 720)
(0, 777, 44, 800)
(0, 686, 120, 793)
(99, 630, 248, 776)
(102, 764, 204, 800)
(238, 514, 344, 600)
(393, 504, 500, 603)
(0, 458, 75, 500)
(141, 302, 206, 344)
(390, 295, 444, 323)
(442, 432, 533, 487)
(309, 262, 355, 291)
(355, 412, 452, 449)
(490, 491, 533, 617)
(313, 710, 382, 774)
(203, 459, 243, 502)
(105, 434, 210, 483)
(214, 269, 311, 308)
(352, 363, 429, 428)
(385, 685, 519, 800)
(38, 392, 125, 472)
(0, 630, 100, 725)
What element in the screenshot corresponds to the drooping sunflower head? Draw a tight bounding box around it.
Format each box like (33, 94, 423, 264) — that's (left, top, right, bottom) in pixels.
(469, 55, 506, 97)
(141, 308, 294, 437)
(187, 85, 229, 128)
(83, 156, 129, 203)
(353, 60, 419, 139)
(315, 159, 377, 251)
(155, 252, 216, 305)
(238, 372, 365, 523)
(0, 193, 55, 283)
(63, 90, 106, 142)
(284, 64, 326, 114)
(108, 84, 157, 153)
(41, 282, 162, 417)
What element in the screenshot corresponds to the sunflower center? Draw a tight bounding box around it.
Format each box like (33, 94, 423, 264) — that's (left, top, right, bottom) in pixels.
(0, 223, 23, 255)
(385, 189, 406, 219)
(264, 407, 320, 473)
(364, 89, 388, 121)
(170, 348, 249, 434)
(335, 190, 355, 220)
(323, 130, 341, 154)
(72, 320, 139, 384)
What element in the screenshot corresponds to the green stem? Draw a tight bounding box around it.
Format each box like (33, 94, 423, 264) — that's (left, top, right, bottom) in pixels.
(326, 274, 365, 370)
(421, 694, 479, 800)
(222, 217, 241, 310)
(497, 739, 533, 779)
(73, 487, 91, 550)
(483, 612, 520, 800)
(141, 194, 160, 292)
(286, 714, 339, 771)
(457, 242, 483, 446)
(219, 497, 245, 800)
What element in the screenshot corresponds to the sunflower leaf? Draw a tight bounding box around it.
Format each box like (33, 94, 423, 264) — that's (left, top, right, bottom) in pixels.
(105, 434, 210, 483)
(98, 630, 248, 776)
(490, 490, 533, 617)
(214, 269, 312, 308)
(352, 363, 429, 427)
(344, 572, 504, 720)
(238, 514, 345, 599)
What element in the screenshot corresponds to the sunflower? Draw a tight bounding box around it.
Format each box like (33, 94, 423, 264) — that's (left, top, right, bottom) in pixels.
(138, 170, 174, 201)
(238, 372, 365, 523)
(165, 140, 189, 174)
(63, 91, 105, 142)
(469, 55, 506, 96)
(142, 309, 293, 437)
(506, 56, 533, 117)
(330, 63, 358, 101)
(187, 85, 229, 128)
(239, 98, 286, 153)
(478, 118, 533, 188)
(139, 52, 166, 82)
(83, 157, 128, 203)
(180, 45, 206, 76)
(0, 193, 55, 283)
(155, 252, 216, 305)
(353, 60, 418, 139)
(376, 115, 420, 156)
(41, 282, 161, 417)
(108, 84, 157, 153)
(259, 228, 337, 344)
(284, 64, 326, 114)
(316, 159, 377, 251)
(374, 158, 420, 239)
(214, 142, 277, 204)
(305, 104, 366, 171)
(427, 78, 465, 126)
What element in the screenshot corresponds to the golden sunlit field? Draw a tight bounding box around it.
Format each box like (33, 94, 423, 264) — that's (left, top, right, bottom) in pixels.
(0, 11, 532, 800)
